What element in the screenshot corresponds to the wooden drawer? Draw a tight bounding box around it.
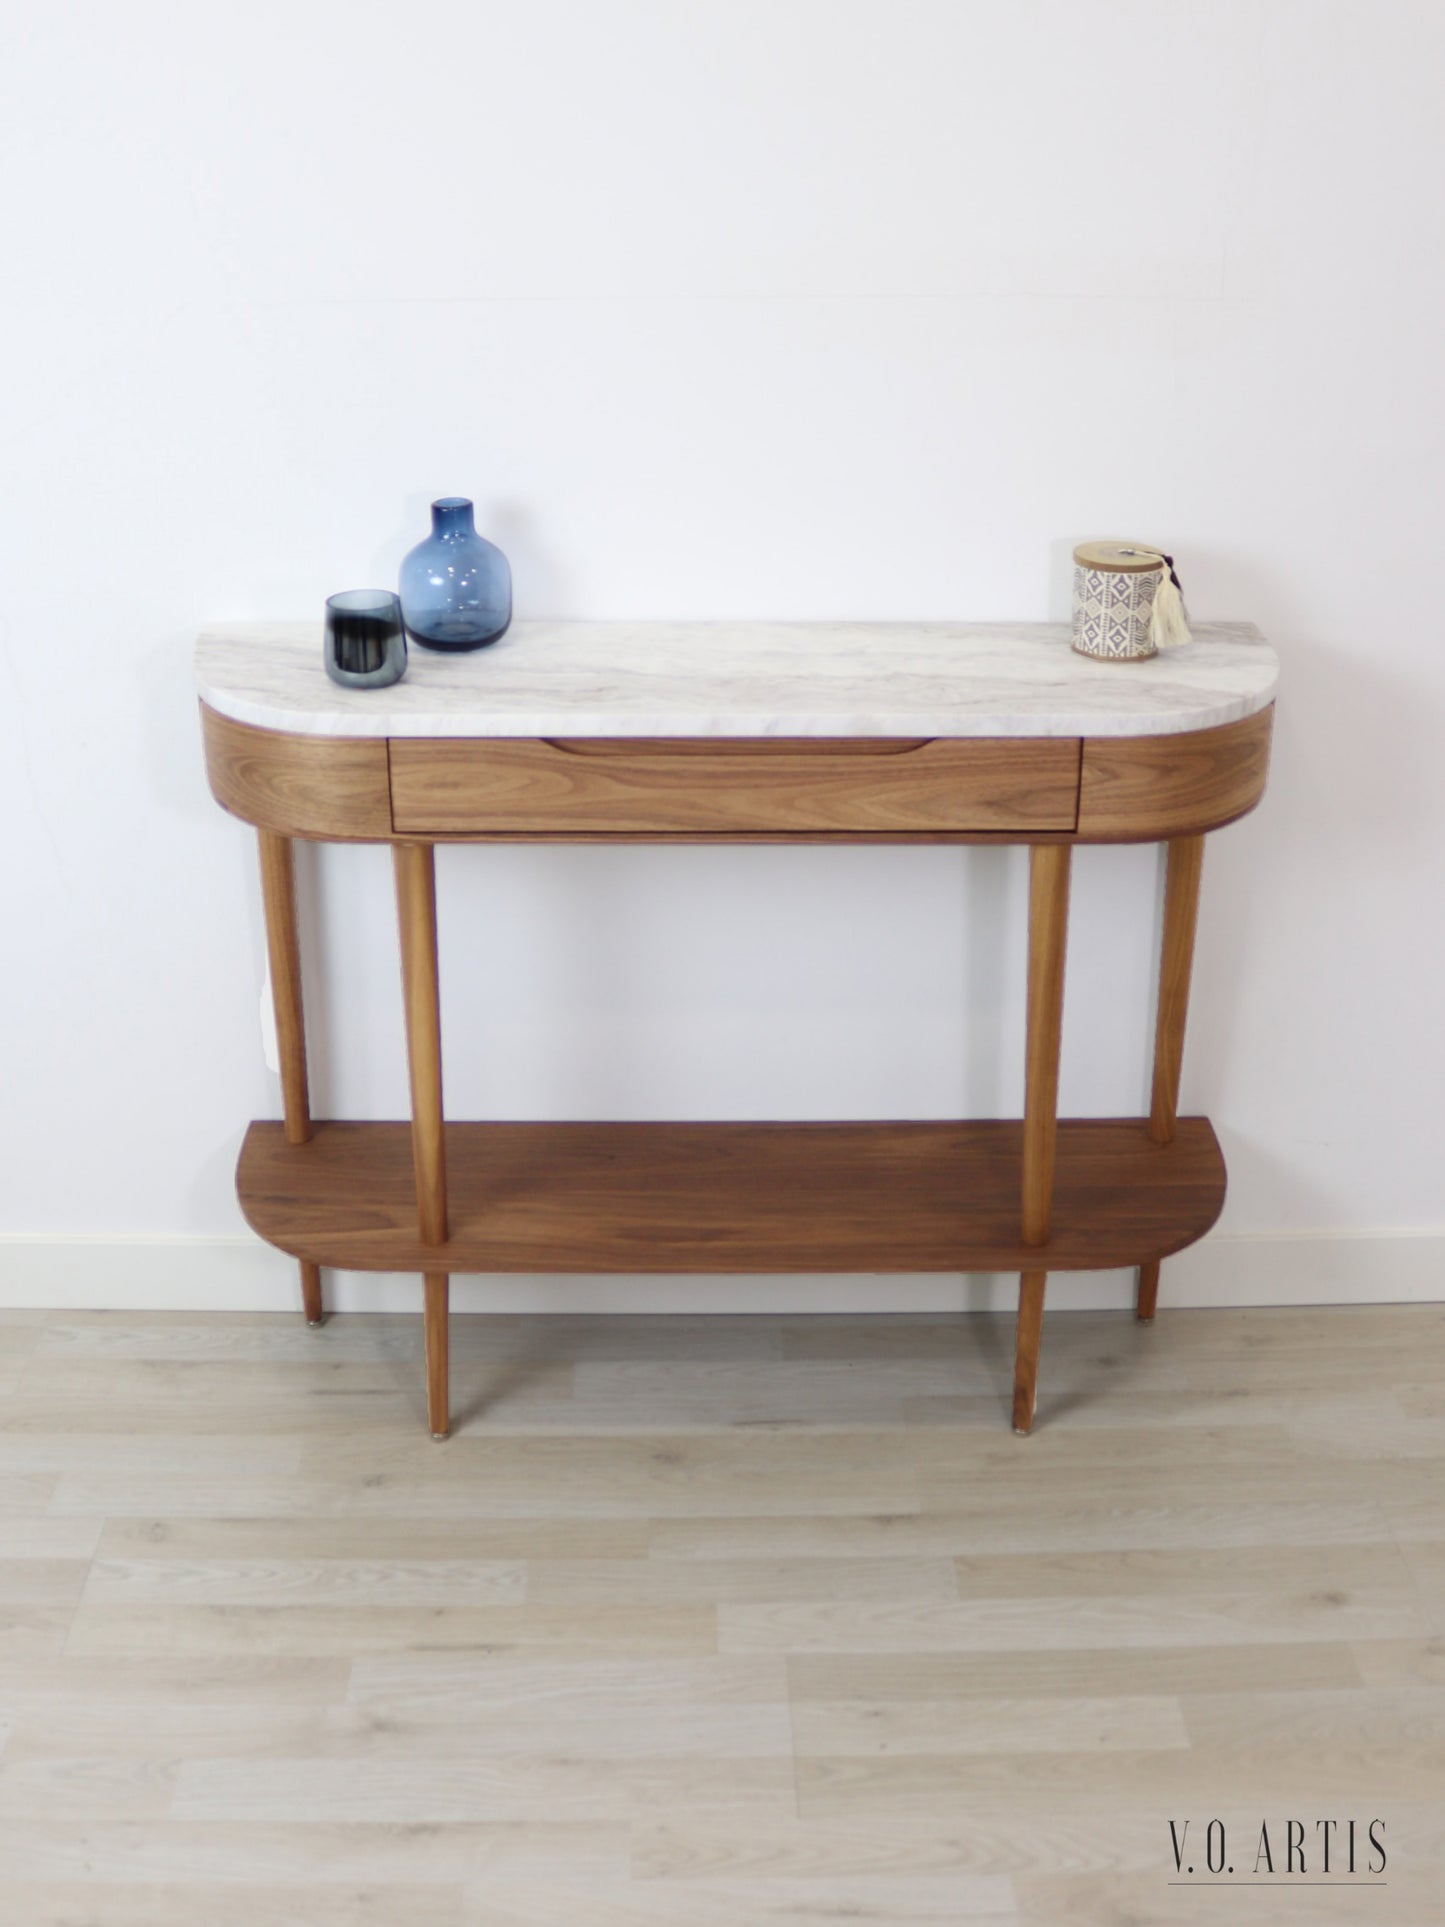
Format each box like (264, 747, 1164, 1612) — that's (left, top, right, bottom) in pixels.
(388, 737, 1082, 836)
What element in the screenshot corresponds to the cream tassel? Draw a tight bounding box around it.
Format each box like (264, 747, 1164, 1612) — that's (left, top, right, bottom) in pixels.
(1146, 551, 1191, 651)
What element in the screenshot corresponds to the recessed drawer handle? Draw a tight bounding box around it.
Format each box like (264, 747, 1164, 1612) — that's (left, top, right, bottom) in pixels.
(542, 738, 934, 759)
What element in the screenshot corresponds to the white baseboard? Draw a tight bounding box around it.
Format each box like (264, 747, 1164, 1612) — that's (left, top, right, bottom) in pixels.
(0, 1231, 1441, 1314)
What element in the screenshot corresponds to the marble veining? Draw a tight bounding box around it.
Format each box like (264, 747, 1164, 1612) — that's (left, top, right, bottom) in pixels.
(196, 620, 1277, 740)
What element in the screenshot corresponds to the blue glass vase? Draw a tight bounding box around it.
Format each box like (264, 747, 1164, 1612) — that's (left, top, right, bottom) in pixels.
(399, 497, 512, 651)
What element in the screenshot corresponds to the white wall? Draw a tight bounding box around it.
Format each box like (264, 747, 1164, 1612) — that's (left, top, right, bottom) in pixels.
(3, 2, 1442, 1304)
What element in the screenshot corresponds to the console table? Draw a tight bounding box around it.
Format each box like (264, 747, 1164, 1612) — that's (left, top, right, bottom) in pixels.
(196, 619, 1277, 1439)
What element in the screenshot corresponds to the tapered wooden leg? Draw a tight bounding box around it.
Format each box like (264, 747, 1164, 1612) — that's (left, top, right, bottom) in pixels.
(394, 844, 448, 1245)
(258, 830, 324, 1326)
(1013, 1270, 1047, 1435)
(1022, 846, 1072, 1247)
(299, 1261, 323, 1325)
(1015, 845, 1071, 1434)
(394, 844, 449, 1438)
(1137, 835, 1205, 1319)
(1148, 836, 1205, 1147)
(1136, 1258, 1161, 1323)
(425, 1274, 450, 1440)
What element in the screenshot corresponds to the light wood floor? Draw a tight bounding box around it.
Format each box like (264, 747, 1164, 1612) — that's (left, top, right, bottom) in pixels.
(0, 1302, 1442, 1925)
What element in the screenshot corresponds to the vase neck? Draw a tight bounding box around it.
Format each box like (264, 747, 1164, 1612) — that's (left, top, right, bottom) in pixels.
(431, 497, 476, 538)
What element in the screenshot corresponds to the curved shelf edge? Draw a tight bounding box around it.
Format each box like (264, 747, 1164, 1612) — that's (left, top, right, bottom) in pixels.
(236, 1117, 1227, 1277)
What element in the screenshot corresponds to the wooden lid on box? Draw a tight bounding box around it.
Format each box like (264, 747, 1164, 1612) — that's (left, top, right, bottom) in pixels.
(1073, 541, 1166, 574)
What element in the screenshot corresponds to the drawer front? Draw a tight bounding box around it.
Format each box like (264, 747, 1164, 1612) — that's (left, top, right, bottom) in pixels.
(389, 737, 1082, 835)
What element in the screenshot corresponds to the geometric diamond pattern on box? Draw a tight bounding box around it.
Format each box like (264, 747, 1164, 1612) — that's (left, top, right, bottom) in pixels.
(1072, 562, 1162, 661)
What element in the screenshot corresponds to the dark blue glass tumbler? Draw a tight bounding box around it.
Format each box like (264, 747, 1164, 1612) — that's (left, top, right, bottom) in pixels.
(324, 590, 407, 689)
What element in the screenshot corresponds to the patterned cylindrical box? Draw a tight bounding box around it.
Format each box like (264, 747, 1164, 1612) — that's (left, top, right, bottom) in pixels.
(1072, 542, 1168, 661)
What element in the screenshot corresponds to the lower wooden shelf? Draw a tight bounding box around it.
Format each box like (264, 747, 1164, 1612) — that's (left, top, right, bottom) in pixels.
(237, 1117, 1225, 1276)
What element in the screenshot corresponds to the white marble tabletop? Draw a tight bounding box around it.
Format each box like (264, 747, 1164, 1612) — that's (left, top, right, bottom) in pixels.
(196, 620, 1277, 740)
